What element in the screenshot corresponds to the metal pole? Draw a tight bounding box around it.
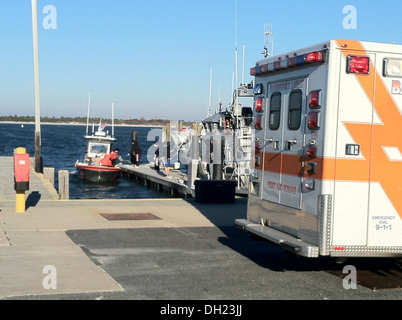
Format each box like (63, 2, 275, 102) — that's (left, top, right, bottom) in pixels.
(31, 0, 42, 173)
(112, 103, 115, 137)
(86, 93, 91, 135)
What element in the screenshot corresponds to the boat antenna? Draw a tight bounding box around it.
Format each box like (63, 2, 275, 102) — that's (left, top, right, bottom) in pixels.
(86, 92, 91, 135)
(233, 0, 239, 111)
(262, 23, 273, 58)
(231, 72, 234, 105)
(112, 103, 115, 137)
(218, 83, 223, 112)
(242, 44, 245, 85)
(208, 67, 212, 116)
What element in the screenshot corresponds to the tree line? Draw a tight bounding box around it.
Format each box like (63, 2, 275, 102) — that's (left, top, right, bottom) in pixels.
(0, 115, 193, 127)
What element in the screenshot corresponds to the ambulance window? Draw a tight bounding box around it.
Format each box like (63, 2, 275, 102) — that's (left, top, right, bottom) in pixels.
(269, 92, 281, 130)
(288, 90, 302, 130)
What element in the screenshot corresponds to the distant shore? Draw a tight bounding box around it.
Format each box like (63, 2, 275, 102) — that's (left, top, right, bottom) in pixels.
(0, 121, 162, 127)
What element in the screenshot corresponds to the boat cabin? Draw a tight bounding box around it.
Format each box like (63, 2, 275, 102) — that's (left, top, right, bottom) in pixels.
(87, 141, 110, 158)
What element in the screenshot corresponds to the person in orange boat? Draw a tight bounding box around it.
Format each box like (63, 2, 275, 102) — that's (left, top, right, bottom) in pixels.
(101, 148, 119, 167)
(110, 148, 119, 166)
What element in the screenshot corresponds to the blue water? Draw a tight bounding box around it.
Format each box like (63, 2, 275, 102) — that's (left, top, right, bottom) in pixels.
(0, 123, 170, 199)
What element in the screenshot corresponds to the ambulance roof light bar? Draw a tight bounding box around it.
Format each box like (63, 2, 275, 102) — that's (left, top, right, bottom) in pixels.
(250, 50, 326, 76)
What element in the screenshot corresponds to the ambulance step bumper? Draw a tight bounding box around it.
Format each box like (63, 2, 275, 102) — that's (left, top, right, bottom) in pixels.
(235, 219, 319, 258)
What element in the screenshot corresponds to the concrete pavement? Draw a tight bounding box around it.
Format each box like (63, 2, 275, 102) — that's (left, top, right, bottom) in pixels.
(0, 156, 247, 298)
(0, 195, 247, 299)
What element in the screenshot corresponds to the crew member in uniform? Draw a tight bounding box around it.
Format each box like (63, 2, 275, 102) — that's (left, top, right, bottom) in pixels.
(130, 140, 142, 168)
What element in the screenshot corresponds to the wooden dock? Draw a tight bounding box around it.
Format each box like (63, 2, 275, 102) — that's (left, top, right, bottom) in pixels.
(0, 156, 237, 204)
(118, 163, 194, 198)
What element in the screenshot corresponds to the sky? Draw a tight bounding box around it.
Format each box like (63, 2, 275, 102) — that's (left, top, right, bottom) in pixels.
(0, 0, 401, 122)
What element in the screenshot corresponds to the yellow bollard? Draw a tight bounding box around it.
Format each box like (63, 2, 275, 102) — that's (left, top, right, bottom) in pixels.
(15, 190, 26, 213)
(14, 147, 28, 213)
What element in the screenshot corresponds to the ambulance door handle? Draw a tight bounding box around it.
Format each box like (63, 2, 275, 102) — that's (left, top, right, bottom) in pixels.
(265, 138, 279, 150)
(286, 139, 297, 150)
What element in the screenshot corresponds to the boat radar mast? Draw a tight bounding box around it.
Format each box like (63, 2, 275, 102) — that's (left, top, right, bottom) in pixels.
(262, 23, 274, 58)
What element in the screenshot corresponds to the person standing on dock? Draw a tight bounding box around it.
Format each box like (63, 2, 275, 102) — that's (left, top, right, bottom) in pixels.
(153, 142, 160, 172)
(130, 140, 142, 168)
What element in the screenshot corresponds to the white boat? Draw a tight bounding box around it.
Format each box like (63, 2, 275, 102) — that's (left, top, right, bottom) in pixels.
(75, 121, 120, 182)
(75, 97, 120, 183)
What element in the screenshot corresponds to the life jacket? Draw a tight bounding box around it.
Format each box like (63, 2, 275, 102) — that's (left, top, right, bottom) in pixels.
(100, 154, 112, 166)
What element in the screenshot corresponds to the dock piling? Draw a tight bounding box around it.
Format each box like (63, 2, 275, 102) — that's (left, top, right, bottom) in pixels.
(187, 134, 199, 190)
(58, 170, 69, 200)
(43, 167, 55, 186)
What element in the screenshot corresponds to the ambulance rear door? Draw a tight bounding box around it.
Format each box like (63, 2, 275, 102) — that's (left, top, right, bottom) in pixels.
(263, 78, 307, 209)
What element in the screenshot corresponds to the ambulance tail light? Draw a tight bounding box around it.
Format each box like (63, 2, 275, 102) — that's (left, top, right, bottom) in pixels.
(309, 90, 322, 109)
(255, 141, 260, 154)
(347, 55, 370, 74)
(306, 146, 316, 158)
(254, 115, 263, 130)
(307, 112, 320, 130)
(255, 98, 263, 113)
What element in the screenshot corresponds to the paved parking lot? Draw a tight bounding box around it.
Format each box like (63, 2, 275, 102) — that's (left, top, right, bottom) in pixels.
(6, 224, 401, 301)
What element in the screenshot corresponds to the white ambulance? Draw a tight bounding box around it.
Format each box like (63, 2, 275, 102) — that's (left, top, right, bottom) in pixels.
(235, 39, 402, 259)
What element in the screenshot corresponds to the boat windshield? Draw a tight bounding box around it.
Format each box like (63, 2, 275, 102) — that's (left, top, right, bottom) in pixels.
(88, 143, 109, 157)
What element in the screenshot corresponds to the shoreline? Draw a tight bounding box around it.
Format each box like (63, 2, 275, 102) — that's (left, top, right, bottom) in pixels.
(0, 121, 162, 128)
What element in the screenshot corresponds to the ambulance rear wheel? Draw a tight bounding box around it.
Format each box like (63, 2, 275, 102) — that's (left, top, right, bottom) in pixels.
(284, 250, 300, 259)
